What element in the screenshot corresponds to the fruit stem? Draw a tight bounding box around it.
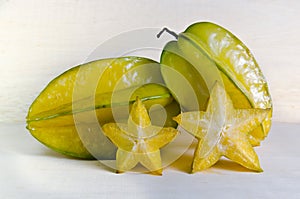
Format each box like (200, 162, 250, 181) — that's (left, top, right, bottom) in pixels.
(157, 27, 178, 39)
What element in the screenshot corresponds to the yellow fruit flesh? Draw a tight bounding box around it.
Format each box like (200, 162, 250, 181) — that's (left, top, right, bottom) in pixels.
(102, 98, 178, 174)
(177, 22, 272, 144)
(27, 57, 179, 159)
(174, 83, 270, 172)
(27, 84, 178, 159)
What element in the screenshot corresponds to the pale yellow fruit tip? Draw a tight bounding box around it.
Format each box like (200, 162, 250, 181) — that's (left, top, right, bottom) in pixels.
(172, 114, 181, 124)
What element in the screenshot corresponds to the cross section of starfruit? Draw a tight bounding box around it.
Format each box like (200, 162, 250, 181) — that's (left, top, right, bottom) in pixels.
(173, 83, 270, 172)
(161, 22, 272, 145)
(102, 97, 179, 175)
(26, 57, 180, 159)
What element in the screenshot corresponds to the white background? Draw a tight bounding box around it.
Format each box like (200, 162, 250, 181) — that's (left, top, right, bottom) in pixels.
(1, 1, 300, 198)
(0, 0, 300, 124)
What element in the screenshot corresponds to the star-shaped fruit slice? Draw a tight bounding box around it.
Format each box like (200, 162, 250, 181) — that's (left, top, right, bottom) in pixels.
(173, 82, 270, 173)
(102, 97, 178, 175)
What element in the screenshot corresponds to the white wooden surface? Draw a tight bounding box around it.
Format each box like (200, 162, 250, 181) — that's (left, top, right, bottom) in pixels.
(0, 0, 300, 123)
(1, 122, 300, 198)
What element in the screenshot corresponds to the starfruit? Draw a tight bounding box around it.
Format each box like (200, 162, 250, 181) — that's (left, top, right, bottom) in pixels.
(161, 22, 272, 145)
(173, 83, 270, 172)
(26, 57, 180, 159)
(102, 97, 179, 175)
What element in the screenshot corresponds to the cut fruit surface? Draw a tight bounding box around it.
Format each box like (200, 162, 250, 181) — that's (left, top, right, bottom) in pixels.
(173, 83, 270, 172)
(102, 97, 179, 174)
(26, 57, 180, 159)
(161, 22, 272, 145)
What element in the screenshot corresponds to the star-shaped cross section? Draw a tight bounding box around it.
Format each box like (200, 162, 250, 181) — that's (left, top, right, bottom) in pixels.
(173, 82, 270, 173)
(102, 97, 178, 175)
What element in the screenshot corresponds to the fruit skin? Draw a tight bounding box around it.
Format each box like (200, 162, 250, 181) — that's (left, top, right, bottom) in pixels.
(160, 41, 209, 112)
(27, 57, 163, 120)
(27, 57, 180, 159)
(161, 22, 272, 145)
(173, 83, 270, 172)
